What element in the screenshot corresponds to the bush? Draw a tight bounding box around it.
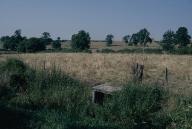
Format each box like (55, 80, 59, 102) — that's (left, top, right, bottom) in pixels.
(1, 59, 191, 129)
(167, 96, 192, 129)
(171, 47, 192, 55)
(95, 83, 169, 129)
(0, 58, 34, 94)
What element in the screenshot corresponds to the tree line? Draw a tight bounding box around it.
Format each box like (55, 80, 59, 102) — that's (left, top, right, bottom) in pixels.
(0, 27, 191, 52)
(0, 30, 61, 52)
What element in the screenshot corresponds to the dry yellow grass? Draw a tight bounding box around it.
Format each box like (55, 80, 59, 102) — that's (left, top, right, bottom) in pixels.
(46, 41, 161, 52)
(0, 53, 192, 94)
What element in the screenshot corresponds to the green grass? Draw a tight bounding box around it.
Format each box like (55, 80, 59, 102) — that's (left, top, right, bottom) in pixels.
(0, 59, 192, 129)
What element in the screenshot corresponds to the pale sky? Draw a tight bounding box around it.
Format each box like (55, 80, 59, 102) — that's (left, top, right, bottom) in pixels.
(0, 0, 191, 40)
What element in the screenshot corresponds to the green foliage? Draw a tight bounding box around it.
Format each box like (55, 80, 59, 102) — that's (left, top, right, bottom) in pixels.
(0, 59, 34, 98)
(161, 30, 175, 51)
(130, 29, 152, 46)
(52, 37, 61, 49)
(95, 83, 169, 129)
(106, 34, 114, 46)
(71, 30, 91, 50)
(0, 59, 192, 129)
(171, 47, 192, 55)
(1, 30, 25, 51)
(138, 28, 152, 46)
(123, 35, 131, 44)
(167, 96, 192, 129)
(41, 32, 53, 45)
(25, 38, 46, 52)
(175, 27, 191, 48)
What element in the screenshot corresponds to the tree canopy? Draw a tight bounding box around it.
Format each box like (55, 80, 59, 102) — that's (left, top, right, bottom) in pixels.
(175, 27, 191, 48)
(130, 29, 152, 46)
(161, 30, 175, 51)
(106, 34, 114, 46)
(41, 32, 52, 45)
(71, 30, 91, 50)
(52, 37, 61, 49)
(123, 35, 131, 44)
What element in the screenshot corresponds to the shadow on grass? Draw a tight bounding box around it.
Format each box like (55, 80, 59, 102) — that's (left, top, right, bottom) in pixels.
(0, 104, 31, 129)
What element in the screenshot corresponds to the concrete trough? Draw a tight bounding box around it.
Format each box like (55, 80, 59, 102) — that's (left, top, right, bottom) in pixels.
(92, 84, 122, 104)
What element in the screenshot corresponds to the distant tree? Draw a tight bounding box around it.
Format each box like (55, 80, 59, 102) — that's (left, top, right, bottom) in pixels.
(14, 29, 22, 38)
(1, 36, 11, 49)
(137, 28, 152, 46)
(130, 33, 139, 46)
(42, 32, 51, 39)
(71, 30, 91, 50)
(52, 37, 61, 49)
(161, 30, 175, 51)
(130, 29, 152, 46)
(41, 32, 52, 45)
(123, 35, 131, 45)
(1, 29, 24, 50)
(25, 38, 46, 52)
(106, 34, 114, 46)
(175, 27, 191, 48)
(17, 39, 27, 52)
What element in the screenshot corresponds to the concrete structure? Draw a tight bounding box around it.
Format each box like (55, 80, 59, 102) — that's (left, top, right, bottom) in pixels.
(92, 84, 122, 104)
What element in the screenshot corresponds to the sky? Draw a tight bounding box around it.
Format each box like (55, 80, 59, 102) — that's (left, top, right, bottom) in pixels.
(0, 0, 192, 40)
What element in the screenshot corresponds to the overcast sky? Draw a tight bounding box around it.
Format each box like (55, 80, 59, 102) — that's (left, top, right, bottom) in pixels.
(0, 0, 191, 40)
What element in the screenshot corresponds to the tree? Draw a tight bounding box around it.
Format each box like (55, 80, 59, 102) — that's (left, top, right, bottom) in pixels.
(130, 29, 152, 46)
(14, 29, 22, 38)
(175, 27, 191, 48)
(25, 38, 46, 52)
(123, 35, 131, 44)
(137, 28, 152, 46)
(130, 33, 139, 46)
(52, 37, 61, 49)
(42, 32, 51, 39)
(161, 30, 175, 51)
(106, 34, 114, 46)
(71, 30, 91, 50)
(17, 40, 27, 52)
(1, 29, 24, 50)
(41, 32, 52, 45)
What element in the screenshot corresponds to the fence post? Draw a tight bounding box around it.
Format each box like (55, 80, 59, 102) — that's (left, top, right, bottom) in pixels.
(165, 67, 168, 84)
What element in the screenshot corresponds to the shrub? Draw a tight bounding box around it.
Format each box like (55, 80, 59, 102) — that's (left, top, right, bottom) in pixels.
(172, 47, 192, 55)
(0, 58, 34, 93)
(95, 83, 169, 129)
(167, 96, 192, 129)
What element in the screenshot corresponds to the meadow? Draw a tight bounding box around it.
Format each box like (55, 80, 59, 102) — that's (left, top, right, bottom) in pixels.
(0, 53, 192, 95)
(0, 41, 192, 129)
(0, 58, 191, 129)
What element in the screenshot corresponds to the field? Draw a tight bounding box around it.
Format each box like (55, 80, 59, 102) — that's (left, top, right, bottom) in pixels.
(1, 53, 192, 95)
(46, 41, 161, 52)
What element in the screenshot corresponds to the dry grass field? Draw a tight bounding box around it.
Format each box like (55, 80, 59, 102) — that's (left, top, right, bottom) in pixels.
(47, 41, 161, 52)
(0, 53, 192, 95)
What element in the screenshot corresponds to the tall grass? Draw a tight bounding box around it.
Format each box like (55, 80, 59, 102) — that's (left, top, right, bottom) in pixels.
(0, 59, 191, 129)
